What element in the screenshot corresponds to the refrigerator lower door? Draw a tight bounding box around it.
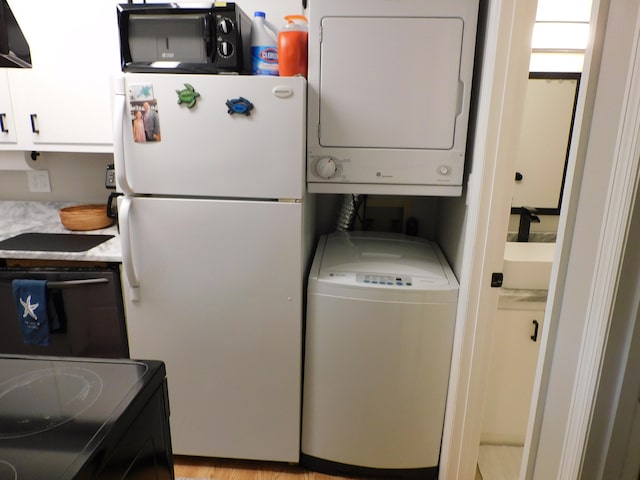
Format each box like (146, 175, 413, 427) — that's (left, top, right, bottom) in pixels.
(121, 196, 303, 462)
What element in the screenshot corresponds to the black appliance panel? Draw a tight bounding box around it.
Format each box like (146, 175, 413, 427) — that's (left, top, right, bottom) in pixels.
(0, 355, 173, 480)
(0, 0, 31, 68)
(117, 2, 252, 74)
(0, 265, 128, 358)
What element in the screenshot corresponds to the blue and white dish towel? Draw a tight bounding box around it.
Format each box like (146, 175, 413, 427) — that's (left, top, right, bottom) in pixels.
(12, 279, 50, 346)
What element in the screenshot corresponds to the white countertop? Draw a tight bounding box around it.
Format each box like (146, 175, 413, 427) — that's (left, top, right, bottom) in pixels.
(0, 201, 122, 262)
(498, 288, 547, 310)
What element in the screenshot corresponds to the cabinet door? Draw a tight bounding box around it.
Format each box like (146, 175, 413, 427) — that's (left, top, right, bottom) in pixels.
(481, 308, 544, 445)
(6, 0, 120, 152)
(0, 71, 17, 144)
(8, 70, 116, 151)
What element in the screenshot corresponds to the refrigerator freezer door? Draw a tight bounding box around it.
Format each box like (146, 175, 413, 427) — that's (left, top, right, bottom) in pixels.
(121, 196, 303, 462)
(119, 75, 306, 199)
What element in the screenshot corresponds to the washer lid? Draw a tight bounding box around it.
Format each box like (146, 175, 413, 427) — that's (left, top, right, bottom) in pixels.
(318, 232, 455, 288)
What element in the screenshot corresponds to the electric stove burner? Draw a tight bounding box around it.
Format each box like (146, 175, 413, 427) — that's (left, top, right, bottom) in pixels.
(0, 367, 102, 439)
(0, 460, 17, 480)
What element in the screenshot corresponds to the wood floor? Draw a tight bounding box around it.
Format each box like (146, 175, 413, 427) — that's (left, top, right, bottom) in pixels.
(173, 456, 358, 480)
(174, 455, 484, 480)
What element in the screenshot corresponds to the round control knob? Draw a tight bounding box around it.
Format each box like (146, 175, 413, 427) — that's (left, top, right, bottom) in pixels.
(218, 41, 234, 57)
(438, 165, 452, 176)
(218, 18, 234, 34)
(315, 157, 338, 179)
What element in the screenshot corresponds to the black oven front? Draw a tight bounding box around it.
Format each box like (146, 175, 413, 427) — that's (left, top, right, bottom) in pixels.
(0, 264, 128, 358)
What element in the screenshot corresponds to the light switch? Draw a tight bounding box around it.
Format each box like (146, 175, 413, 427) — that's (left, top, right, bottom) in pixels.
(27, 170, 51, 192)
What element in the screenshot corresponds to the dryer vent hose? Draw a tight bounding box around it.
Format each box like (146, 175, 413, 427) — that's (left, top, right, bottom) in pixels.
(335, 194, 359, 232)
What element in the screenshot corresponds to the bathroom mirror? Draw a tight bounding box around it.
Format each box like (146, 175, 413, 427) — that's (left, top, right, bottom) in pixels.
(511, 72, 580, 214)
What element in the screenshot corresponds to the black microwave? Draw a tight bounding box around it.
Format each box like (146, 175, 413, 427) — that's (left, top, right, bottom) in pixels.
(117, 2, 251, 74)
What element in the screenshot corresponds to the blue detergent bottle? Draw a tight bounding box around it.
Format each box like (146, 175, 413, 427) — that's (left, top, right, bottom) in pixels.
(250, 11, 279, 75)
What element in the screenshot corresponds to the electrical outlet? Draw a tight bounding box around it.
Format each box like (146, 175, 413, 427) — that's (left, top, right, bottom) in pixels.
(105, 164, 116, 189)
(27, 170, 51, 193)
(364, 198, 413, 233)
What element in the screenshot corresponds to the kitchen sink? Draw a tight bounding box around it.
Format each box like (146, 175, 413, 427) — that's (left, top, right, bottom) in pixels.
(502, 242, 556, 290)
(0, 232, 114, 252)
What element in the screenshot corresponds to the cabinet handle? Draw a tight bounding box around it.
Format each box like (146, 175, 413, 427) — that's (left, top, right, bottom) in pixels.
(30, 114, 39, 133)
(0, 113, 7, 133)
(531, 319, 539, 342)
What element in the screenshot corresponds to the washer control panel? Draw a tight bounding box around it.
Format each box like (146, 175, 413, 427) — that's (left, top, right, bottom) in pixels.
(358, 274, 413, 286)
(327, 272, 415, 287)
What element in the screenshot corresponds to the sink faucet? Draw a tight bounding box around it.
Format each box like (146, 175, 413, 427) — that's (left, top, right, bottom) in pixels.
(517, 207, 540, 242)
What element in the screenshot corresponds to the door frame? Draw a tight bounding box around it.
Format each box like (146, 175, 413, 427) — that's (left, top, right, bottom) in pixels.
(441, 0, 640, 478)
(525, 0, 640, 477)
(438, 0, 538, 478)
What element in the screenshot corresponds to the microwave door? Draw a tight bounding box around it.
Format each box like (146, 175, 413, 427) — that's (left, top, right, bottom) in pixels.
(127, 14, 210, 67)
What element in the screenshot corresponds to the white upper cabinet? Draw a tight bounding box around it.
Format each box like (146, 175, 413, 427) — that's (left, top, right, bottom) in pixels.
(1, 0, 121, 152)
(0, 71, 17, 145)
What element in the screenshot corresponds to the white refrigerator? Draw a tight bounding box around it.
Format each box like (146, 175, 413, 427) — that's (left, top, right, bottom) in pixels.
(112, 74, 309, 462)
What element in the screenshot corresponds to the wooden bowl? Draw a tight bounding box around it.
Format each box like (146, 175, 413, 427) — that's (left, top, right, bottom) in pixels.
(59, 204, 114, 231)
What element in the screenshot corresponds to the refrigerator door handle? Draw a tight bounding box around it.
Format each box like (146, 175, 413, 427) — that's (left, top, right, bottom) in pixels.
(113, 78, 133, 196)
(119, 196, 140, 301)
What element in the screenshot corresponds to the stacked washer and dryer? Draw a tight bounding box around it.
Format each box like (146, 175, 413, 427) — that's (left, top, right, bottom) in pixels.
(301, 0, 479, 478)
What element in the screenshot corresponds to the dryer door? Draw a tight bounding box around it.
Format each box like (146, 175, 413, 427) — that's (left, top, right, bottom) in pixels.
(318, 16, 463, 150)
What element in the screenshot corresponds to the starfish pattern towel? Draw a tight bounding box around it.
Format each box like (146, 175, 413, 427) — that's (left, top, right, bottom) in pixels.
(12, 279, 50, 346)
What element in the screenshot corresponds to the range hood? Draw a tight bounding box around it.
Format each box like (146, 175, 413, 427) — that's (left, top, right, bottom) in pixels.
(0, 0, 30, 68)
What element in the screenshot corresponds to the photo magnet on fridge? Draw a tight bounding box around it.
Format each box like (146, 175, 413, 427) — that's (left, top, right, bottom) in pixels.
(129, 83, 161, 143)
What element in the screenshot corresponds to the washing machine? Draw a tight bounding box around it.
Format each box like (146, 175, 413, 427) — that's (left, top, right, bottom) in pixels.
(301, 231, 459, 480)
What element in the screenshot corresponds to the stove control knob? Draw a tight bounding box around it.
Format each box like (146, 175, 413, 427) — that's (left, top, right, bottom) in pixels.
(315, 157, 338, 179)
(218, 18, 234, 34)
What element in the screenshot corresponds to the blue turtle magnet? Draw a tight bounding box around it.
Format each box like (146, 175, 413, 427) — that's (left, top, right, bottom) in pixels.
(226, 97, 254, 116)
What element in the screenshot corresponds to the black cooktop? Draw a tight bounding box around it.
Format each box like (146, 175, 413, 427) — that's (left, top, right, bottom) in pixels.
(0, 233, 114, 252)
(0, 355, 167, 480)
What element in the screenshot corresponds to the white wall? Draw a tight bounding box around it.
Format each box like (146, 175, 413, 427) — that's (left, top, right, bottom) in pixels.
(0, 152, 113, 203)
(236, 0, 304, 23)
(145, 0, 304, 25)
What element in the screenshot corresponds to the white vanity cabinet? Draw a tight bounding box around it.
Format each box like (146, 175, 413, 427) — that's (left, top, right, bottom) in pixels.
(481, 303, 545, 445)
(0, 0, 120, 153)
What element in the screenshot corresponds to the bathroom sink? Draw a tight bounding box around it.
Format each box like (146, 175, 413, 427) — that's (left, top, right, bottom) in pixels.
(502, 242, 555, 290)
